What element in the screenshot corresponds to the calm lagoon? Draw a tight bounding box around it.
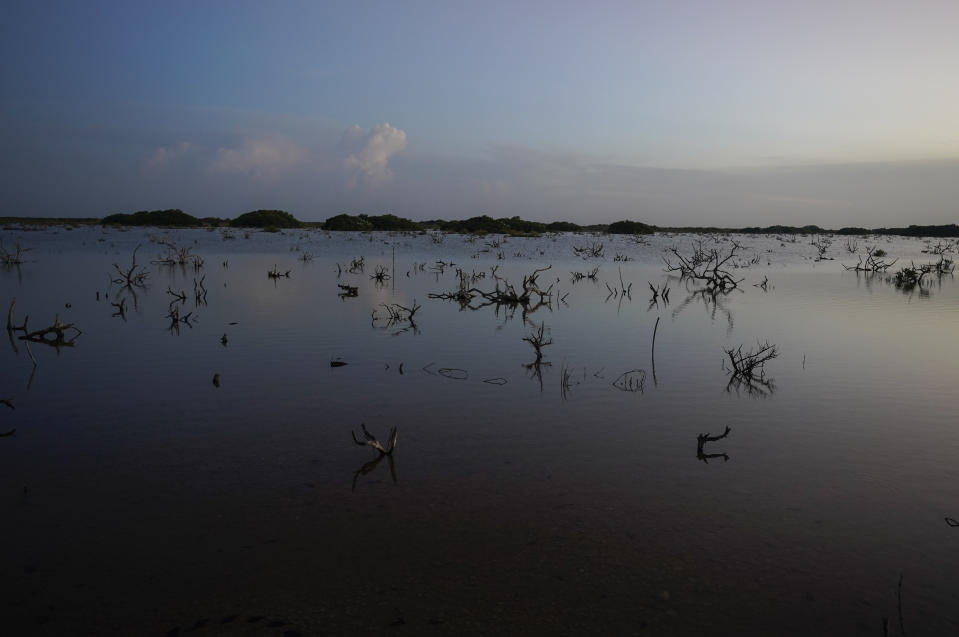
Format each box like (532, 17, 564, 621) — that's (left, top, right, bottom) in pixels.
(1, 226, 958, 635)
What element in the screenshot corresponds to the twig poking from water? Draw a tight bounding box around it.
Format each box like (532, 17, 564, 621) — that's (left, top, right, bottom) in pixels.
(651, 317, 660, 385)
(112, 245, 149, 287)
(648, 282, 670, 305)
(351, 423, 397, 456)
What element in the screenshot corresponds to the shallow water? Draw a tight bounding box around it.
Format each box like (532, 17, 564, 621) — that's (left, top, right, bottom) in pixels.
(1, 226, 958, 635)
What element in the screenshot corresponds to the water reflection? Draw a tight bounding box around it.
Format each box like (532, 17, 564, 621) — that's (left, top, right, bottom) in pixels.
(696, 426, 731, 463)
(352, 452, 398, 491)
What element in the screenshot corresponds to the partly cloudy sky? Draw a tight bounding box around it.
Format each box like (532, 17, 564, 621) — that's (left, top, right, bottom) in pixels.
(2, 0, 959, 226)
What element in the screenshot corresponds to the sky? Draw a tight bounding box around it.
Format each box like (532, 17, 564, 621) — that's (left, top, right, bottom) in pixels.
(2, 0, 958, 227)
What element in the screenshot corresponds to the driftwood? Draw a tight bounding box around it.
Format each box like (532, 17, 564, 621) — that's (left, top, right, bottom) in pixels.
(19, 315, 81, 349)
(351, 423, 397, 455)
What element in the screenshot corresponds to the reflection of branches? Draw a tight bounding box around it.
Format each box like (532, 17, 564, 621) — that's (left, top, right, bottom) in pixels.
(165, 306, 193, 334)
(671, 288, 735, 333)
(523, 359, 550, 392)
(560, 363, 580, 400)
(352, 453, 397, 492)
(697, 426, 731, 463)
(1, 397, 14, 437)
(725, 375, 775, 398)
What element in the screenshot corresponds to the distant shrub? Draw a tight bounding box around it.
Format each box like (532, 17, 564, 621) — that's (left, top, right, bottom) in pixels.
(873, 248, 887, 257)
(231, 210, 303, 228)
(364, 214, 421, 231)
(545, 221, 582, 232)
(324, 214, 374, 231)
(440, 215, 510, 234)
(607, 220, 655, 235)
(101, 209, 202, 227)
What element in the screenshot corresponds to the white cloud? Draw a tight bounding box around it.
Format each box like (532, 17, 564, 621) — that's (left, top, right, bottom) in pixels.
(340, 123, 407, 189)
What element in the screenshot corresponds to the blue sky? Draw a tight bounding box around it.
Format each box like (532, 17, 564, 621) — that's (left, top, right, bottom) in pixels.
(2, 0, 958, 225)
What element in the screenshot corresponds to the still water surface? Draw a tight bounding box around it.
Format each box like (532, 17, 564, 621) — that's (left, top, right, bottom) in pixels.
(1, 226, 958, 635)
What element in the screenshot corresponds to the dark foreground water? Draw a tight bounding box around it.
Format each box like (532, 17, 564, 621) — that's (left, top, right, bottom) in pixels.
(1, 226, 958, 635)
